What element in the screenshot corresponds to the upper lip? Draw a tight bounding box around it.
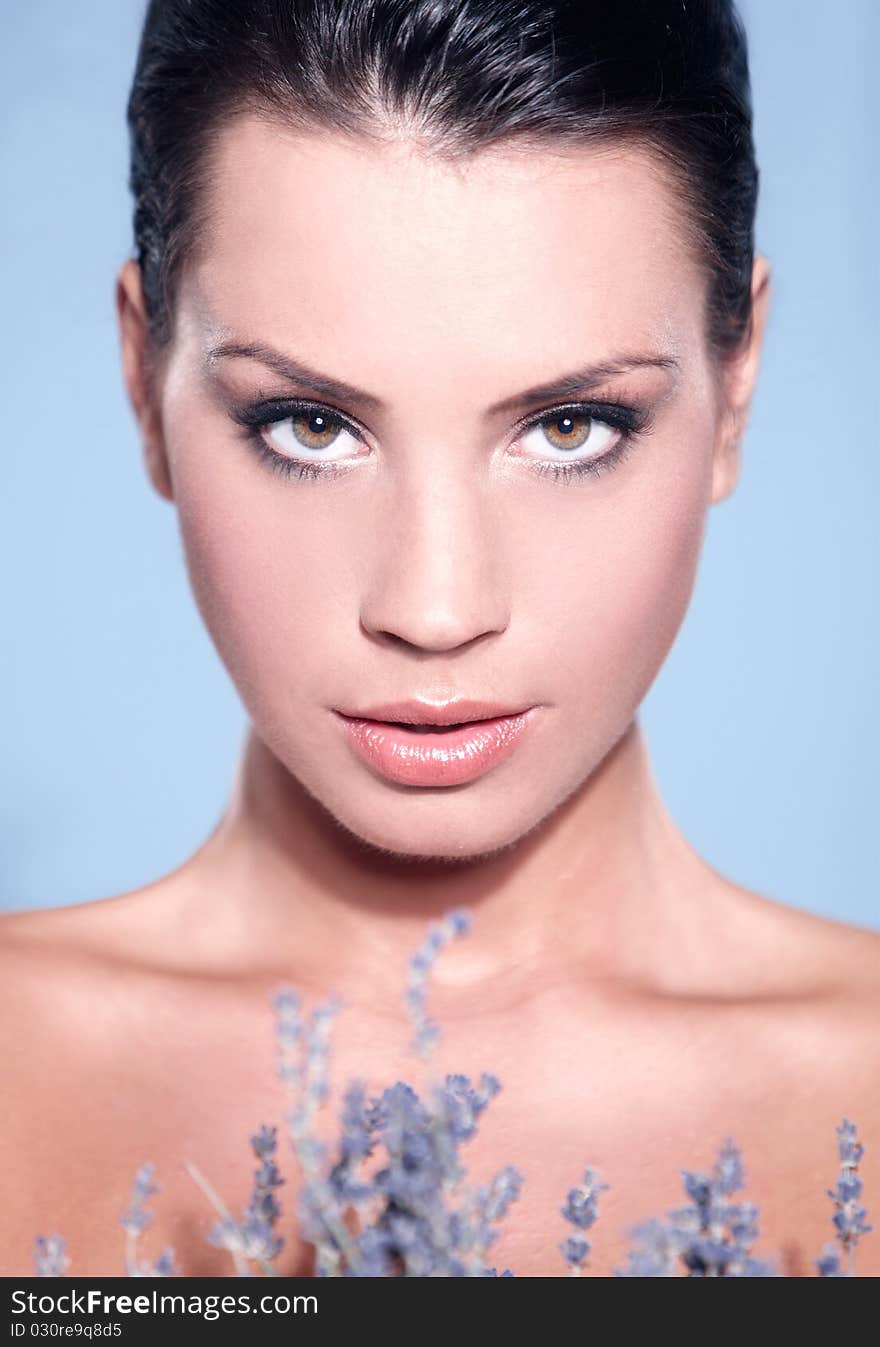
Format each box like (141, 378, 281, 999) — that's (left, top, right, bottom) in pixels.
(335, 698, 532, 726)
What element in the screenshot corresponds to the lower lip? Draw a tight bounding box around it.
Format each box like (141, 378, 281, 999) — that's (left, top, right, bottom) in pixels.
(334, 709, 537, 787)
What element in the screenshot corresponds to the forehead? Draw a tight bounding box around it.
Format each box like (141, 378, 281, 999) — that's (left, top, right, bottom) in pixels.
(184, 115, 705, 372)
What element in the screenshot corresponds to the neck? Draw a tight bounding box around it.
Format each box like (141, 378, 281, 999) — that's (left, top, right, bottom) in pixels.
(175, 715, 726, 1013)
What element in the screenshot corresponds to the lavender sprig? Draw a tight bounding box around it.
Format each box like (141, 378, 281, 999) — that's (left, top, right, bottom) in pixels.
(559, 1166, 609, 1275)
(33, 1234, 70, 1277)
(406, 909, 471, 1063)
(272, 987, 365, 1275)
(404, 911, 479, 1241)
(203, 1124, 286, 1275)
(119, 1162, 178, 1277)
(816, 1118, 873, 1277)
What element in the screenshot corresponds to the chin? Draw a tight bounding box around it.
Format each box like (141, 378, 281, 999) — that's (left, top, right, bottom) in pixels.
(317, 786, 565, 869)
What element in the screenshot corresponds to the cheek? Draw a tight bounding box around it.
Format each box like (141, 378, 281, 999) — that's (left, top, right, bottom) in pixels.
(168, 438, 342, 715)
(526, 446, 711, 721)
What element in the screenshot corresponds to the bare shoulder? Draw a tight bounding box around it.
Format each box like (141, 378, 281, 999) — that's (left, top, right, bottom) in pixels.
(0, 888, 163, 1065)
(0, 878, 197, 1085)
(0, 877, 187, 971)
(0, 897, 158, 1224)
(722, 882, 880, 1122)
(721, 879, 880, 999)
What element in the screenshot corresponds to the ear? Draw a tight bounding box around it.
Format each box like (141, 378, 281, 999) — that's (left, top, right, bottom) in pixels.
(710, 253, 772, 506)
(116, 257, 175, 502)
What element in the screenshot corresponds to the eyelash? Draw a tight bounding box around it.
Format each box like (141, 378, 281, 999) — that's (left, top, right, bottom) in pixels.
(230, 396, 652, 485)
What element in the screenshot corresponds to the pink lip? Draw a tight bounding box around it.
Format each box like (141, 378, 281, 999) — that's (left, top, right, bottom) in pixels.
(336, 697, 530, 726)
(333, 708, 538, 786)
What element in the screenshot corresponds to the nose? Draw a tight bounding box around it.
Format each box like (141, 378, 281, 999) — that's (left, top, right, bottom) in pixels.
(358, 470, 510, 652)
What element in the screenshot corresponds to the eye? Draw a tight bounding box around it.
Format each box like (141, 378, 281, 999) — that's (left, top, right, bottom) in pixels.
(518, 407, 625, 465)
(260, 404, 362, 462)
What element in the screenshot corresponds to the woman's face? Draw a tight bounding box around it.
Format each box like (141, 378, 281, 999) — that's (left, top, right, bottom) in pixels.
(141, 118, 748, 861)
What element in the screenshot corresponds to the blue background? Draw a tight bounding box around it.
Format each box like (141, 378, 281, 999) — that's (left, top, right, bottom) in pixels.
(1, 2, 877, 926)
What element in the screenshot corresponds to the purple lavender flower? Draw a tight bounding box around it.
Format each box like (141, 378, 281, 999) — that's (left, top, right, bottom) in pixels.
(439, 1072, 501, 1144)
(475, 1165, 522, 1226)
(346, 1079, 466, 1276)
(150, 1250, 178, 1277)
(615, 1218, 682, 1277)
(559, 1166, 609, 1274)
(326, 1079, 376, 1207)
(560, 1235, 590, 1271)
(714, 1135, 746, 1194)
(274, 989, 344, 1171)
(817, 1118, 873, 1277)
(816, 1242, 844, 1277)
(119, 1162, 159, 1238)
(405, 909, 471, 1059)
(207, 1124, 286, 1269)
(616, 1138, 776, 1277)
(119, 1162, 178, 1276)
(272, 988, 359, 1273)
(561, 1166, 608, 1230)
(271, 987, 303, 1083)
(33, 1234, 69, 1277)
(241, 1126, 286, 1257)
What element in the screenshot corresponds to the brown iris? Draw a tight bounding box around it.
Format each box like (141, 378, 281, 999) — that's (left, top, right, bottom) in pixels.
(290, 410, 342, 450)
(540, 412, 593, 452)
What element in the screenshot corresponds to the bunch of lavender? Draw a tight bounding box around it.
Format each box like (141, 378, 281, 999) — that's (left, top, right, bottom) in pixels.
(30, 909, 874, 1278)
(272, 909, 522, 1276)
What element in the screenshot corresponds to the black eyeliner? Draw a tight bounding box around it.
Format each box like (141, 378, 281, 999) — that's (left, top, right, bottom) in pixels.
(228, 394, 654, 484)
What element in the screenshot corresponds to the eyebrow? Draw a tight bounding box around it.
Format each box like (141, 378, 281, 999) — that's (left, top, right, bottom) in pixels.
(204, 339, 680, 416)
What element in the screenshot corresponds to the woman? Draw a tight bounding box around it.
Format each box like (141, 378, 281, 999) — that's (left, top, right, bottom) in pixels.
(2, 0, 877, 1277)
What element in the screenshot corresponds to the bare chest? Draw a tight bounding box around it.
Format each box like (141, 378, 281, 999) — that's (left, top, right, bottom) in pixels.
(6, 997, 878, 1279)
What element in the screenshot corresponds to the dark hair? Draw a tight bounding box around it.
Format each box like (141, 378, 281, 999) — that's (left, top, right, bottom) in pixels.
(127, 0, 758, 360)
